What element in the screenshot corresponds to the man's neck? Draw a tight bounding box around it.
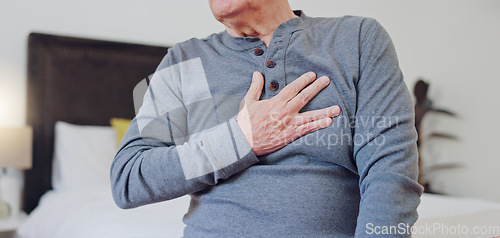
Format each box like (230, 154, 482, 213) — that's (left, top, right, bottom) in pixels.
(221, 5, 297, 47)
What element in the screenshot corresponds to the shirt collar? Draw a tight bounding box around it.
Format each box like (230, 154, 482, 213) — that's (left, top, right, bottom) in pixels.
(220, 10, 310, 51)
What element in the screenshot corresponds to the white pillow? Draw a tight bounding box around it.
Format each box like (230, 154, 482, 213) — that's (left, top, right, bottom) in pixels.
(52, 121, 117, 191)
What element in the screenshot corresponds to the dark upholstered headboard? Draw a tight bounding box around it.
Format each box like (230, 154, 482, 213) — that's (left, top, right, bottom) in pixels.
(24, 33, 169, 213)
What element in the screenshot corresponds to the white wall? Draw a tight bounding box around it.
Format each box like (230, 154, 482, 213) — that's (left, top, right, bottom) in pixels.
(1, 0, 499, 202)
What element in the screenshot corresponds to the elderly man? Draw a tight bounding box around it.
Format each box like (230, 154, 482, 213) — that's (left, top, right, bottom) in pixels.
(111, 0, 423, 237)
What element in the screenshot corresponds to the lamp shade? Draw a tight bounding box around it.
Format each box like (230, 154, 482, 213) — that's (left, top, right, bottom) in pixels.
(0, 127, 32, 169)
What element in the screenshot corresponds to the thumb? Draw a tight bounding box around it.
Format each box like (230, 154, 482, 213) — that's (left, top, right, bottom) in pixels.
(244, 71, 264, 101)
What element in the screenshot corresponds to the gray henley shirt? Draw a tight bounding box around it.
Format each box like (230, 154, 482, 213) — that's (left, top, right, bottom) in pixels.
(111, 11, 423, 237)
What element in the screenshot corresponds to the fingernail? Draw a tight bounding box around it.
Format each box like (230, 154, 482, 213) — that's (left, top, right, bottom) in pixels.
(332, 106, 340, 114)
(252, 72, 260, 81)
(307, 72, 316, 79)
(321, 77, 330, 84)
(324, 117, 333, 127)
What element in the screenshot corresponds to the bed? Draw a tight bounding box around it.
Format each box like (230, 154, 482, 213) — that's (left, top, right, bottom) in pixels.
(16, 33, 500, 237)
(18, 33, 190, 237)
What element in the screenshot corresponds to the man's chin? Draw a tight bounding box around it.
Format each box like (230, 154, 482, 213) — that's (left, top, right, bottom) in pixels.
(209, 0, 254, 21)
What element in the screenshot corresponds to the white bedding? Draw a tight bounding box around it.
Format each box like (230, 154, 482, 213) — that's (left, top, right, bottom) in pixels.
(17, 190, 500, 238)
(17, 187, 191, 238)
(17, 121, 192, 238)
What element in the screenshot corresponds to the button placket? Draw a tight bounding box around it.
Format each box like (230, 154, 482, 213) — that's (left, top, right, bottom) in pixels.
(263, 33, 290, 97)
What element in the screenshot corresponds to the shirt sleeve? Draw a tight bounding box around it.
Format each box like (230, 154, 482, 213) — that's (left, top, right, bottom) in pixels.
(353, 19, 423, 237)
(110, 51, 259, 209)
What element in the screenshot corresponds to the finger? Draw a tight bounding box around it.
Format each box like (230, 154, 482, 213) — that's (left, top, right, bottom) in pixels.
(287, 76, 330, 112)
(277, 72, 316, 101)
(293, 117, 333, 140)
(244, 72, 264, 101)
(295, 105, 341, 126)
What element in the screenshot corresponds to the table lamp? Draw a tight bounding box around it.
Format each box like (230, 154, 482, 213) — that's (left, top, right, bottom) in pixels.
(0, 127, 33, 218)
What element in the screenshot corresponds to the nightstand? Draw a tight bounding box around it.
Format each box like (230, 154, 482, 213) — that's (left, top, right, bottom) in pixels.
(0, 212, 27, 238)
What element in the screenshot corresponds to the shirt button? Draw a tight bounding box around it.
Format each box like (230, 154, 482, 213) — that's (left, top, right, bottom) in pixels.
(266, 60, 276, 68)
(269, 81, 279, 91)
(254, 48, 264, 56)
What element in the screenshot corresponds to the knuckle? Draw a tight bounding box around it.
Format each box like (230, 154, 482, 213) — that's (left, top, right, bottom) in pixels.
(297, 124, 309, 136)
(282, 116, 290, 125)
(294, 116, 305, 126)
(315, 81, 323, 89)
(299, 93, 310, 104)
(284, 115, 294, 125)
(270, 111, 283, 122)
(297, 79, 307, 88)
(252, 86, 260, 94)
(321, 118, 332, 127)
